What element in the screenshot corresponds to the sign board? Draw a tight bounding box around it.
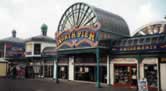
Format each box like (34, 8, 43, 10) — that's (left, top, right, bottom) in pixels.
(55, 27, 99, 49)
(5, 43, 25, 58)
(138, 79, 148, 91)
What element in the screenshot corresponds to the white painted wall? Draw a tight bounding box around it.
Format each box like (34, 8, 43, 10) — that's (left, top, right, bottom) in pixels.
(160, 64, 166, 91)
(25, 41, 56, 57)
(69, 56, 74, 80)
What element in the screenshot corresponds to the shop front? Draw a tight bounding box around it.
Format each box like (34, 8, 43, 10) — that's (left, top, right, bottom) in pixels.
(74, 54, 96, 82)
(111, 58, 138, 88)
(140, 58, 159, 90)
(43, 61, 54, 78)
(57, 57, 69, 79)
(74, 54, 107, 83)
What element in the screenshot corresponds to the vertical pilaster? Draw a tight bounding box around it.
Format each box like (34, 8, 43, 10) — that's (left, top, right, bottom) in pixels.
(69, 56, 74, 80)
(53, 57, 58, 80)
(42, 61, 45, 78)
(137, 54, 142, 80)
(107, 55, 110, 85)
(96, 48, 100, 88)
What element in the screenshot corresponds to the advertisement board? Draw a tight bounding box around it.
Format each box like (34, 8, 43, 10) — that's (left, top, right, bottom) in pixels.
(5, 43, 25, 58)
(138, 79, 148, 91)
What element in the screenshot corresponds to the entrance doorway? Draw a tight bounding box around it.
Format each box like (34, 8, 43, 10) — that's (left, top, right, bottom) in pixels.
(57, 66, 68, 79)
(114, 64, 137, 87)
(44, 65, 53, 78)
(100, 66, 107, 83)
(75, 66, 95, 82)
(144, 64, 158, 88)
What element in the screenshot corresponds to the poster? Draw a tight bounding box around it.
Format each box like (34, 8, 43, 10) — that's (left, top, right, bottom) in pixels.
(138, 79, 148, 91)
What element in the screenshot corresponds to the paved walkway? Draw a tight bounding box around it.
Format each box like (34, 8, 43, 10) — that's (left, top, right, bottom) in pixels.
(0, 78, 137, 91)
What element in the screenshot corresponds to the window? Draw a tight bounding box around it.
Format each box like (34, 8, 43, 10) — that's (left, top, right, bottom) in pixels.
(139, 38, 144, 44)
(120, 40, 127, 46)
(159, 36, 165, 43)
(34, 44, 41, 55)
(134, 39, 138, 45)
(127, 40, 132, 46)
(152, 37, 159, 44)
(115, 40, 120, 46)
(145, 38, 151, 43)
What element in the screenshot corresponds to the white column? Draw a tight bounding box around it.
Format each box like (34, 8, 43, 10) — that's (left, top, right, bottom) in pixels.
(53, 59, 58, 80)
(107, 55, 110, 85)
(110, 63, 114, 85)
(69, 56, 74, 80)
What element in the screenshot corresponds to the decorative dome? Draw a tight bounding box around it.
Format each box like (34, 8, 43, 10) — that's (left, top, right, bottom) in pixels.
(41, 23, 48, 36)
(0, 30, 24, 43)
(134, 21, 166, 36)
(26, 24, 55, 43)
(12, 30, 16, 38)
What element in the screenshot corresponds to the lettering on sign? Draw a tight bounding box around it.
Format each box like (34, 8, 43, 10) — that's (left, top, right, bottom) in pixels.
(55, 27, 98, 49)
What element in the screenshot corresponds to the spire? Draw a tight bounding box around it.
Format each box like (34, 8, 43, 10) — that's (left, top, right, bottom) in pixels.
(41, 23, 48, 36)
(12, 30, 16, 38)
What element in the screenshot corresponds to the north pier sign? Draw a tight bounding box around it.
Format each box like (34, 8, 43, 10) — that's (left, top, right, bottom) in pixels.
(55, 27, 99, 49)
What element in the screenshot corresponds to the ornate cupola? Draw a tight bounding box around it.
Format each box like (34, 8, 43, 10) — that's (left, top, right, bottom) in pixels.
(41, 24, 48, 36)
(12, 30, 16, 38)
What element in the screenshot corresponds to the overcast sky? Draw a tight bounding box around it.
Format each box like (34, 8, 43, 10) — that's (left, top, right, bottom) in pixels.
(0, 0, 166, 39)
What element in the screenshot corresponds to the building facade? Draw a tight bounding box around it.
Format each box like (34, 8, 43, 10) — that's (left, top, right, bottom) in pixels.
(25, 24, 56, 78)
(54, 2, 130, 87)
(0, 2, 165, 91)
(0, 30, 25, 77)
(52, 2, 166, 91)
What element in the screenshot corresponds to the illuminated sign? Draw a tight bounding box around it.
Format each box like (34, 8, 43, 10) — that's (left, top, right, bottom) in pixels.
(55, 27, 99, 49)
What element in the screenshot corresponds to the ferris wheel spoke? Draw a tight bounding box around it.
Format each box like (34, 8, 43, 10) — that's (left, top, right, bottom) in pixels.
(81, 11, 93, 26)
(65, 15, 73, 27)
(76, 4, 82, 26)
(84, 16, 96, 26)
(58, 3, 98, 32)
(72, 6, 76, 26)
(78, 7, 90, 27)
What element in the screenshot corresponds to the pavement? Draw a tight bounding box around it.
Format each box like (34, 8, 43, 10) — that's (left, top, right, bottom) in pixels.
(0, 78, 137, 91)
